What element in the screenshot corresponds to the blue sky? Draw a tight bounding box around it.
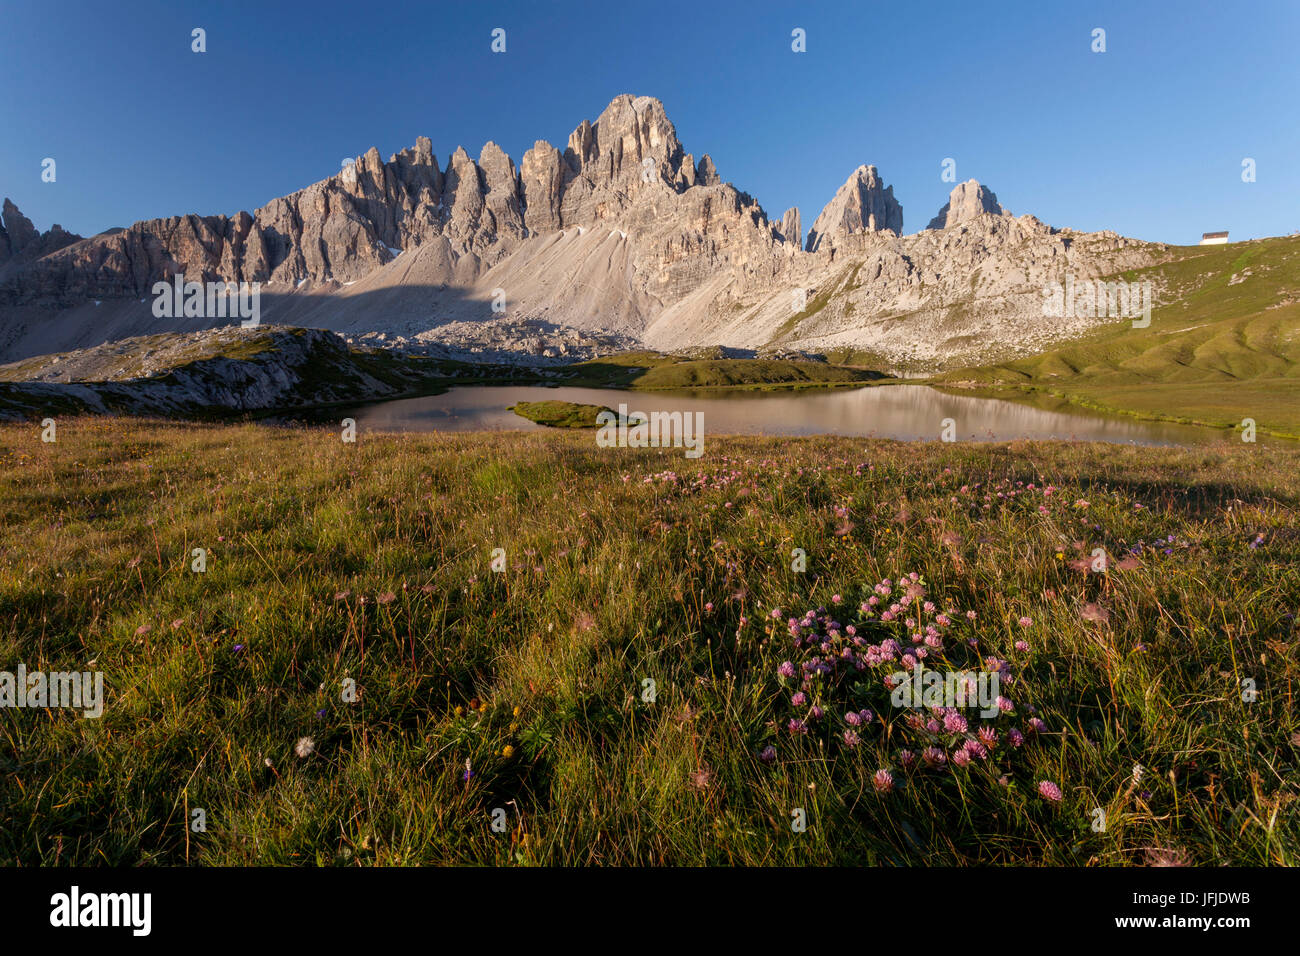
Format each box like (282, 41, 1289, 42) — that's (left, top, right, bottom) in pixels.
(3, 0, 1296, 244)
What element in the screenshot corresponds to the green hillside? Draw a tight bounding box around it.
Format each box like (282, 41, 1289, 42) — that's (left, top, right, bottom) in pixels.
(571, 353, 883, 390)
(936, 235, 1300, 437)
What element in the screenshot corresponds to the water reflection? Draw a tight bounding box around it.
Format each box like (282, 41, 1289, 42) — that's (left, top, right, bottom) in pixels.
(341, 384, 1228, 446)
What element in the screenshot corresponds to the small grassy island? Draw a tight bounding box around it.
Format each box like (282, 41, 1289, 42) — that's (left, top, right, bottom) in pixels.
(508, 399, 614, 428)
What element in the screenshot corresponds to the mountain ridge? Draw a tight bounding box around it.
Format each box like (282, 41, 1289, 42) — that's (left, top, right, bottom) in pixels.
(0, 93, 1170, 369)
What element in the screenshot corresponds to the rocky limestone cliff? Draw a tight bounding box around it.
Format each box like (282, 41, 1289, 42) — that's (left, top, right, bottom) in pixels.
(927, 180, 1007, 230)
(778, 207, 802, 249)
(0, 200, 81, 278)
(666, 211, 1167, 369)
(0, 95, 1171, 372)
(0, 327, 440, 419)
(804, 165, 903, 253)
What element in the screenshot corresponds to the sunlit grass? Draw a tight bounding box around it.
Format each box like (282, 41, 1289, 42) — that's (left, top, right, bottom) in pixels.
(0, 418, 1296, 865)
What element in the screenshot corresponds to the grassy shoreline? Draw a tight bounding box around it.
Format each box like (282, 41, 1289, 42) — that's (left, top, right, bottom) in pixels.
(927, 381, 1299, 442)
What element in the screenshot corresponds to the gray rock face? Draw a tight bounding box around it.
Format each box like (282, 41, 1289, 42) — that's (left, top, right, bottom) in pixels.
(695, 154, 720, 187)
(927, 180, 1007, 230)
(688, 208, 1168, 370)
(0, 199, 80, 273)
(778, 207, 802, 248)
(478, 141, 526, 243)
(805, 165, 902, 253)
(519, 140, 568, 235)
(560, 94, 684, 186)
(1, 200, 39, 257)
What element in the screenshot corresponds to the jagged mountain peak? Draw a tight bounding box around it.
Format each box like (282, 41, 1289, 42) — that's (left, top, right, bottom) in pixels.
(0, 198, 81, 272)
(927, 179, 1007, 230)
(805, 164, 903, 252)
(778, 207, 802, 248)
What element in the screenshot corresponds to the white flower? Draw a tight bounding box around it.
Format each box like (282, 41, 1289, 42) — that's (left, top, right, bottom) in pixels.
(295, 736, 316, 758)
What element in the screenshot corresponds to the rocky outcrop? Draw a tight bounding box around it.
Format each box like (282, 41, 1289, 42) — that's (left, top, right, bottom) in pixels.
(695, 155, 720, 187)
(778, 207, 802, 247)
(805, 165, 903, 253)
(0, 199, 80, 274)
(519, 140, 567, 235)
(682, 210, 1169, 368)
(927, 180, 1007, 230)
(1, 200, 39, 258)
(0, 327, 442, 419)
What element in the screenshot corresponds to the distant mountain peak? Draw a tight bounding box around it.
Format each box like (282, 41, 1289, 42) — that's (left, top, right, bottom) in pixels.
(927, 179, 1007, 230)
(0, 198, 81, 273)
(805, 165, 903, 252)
